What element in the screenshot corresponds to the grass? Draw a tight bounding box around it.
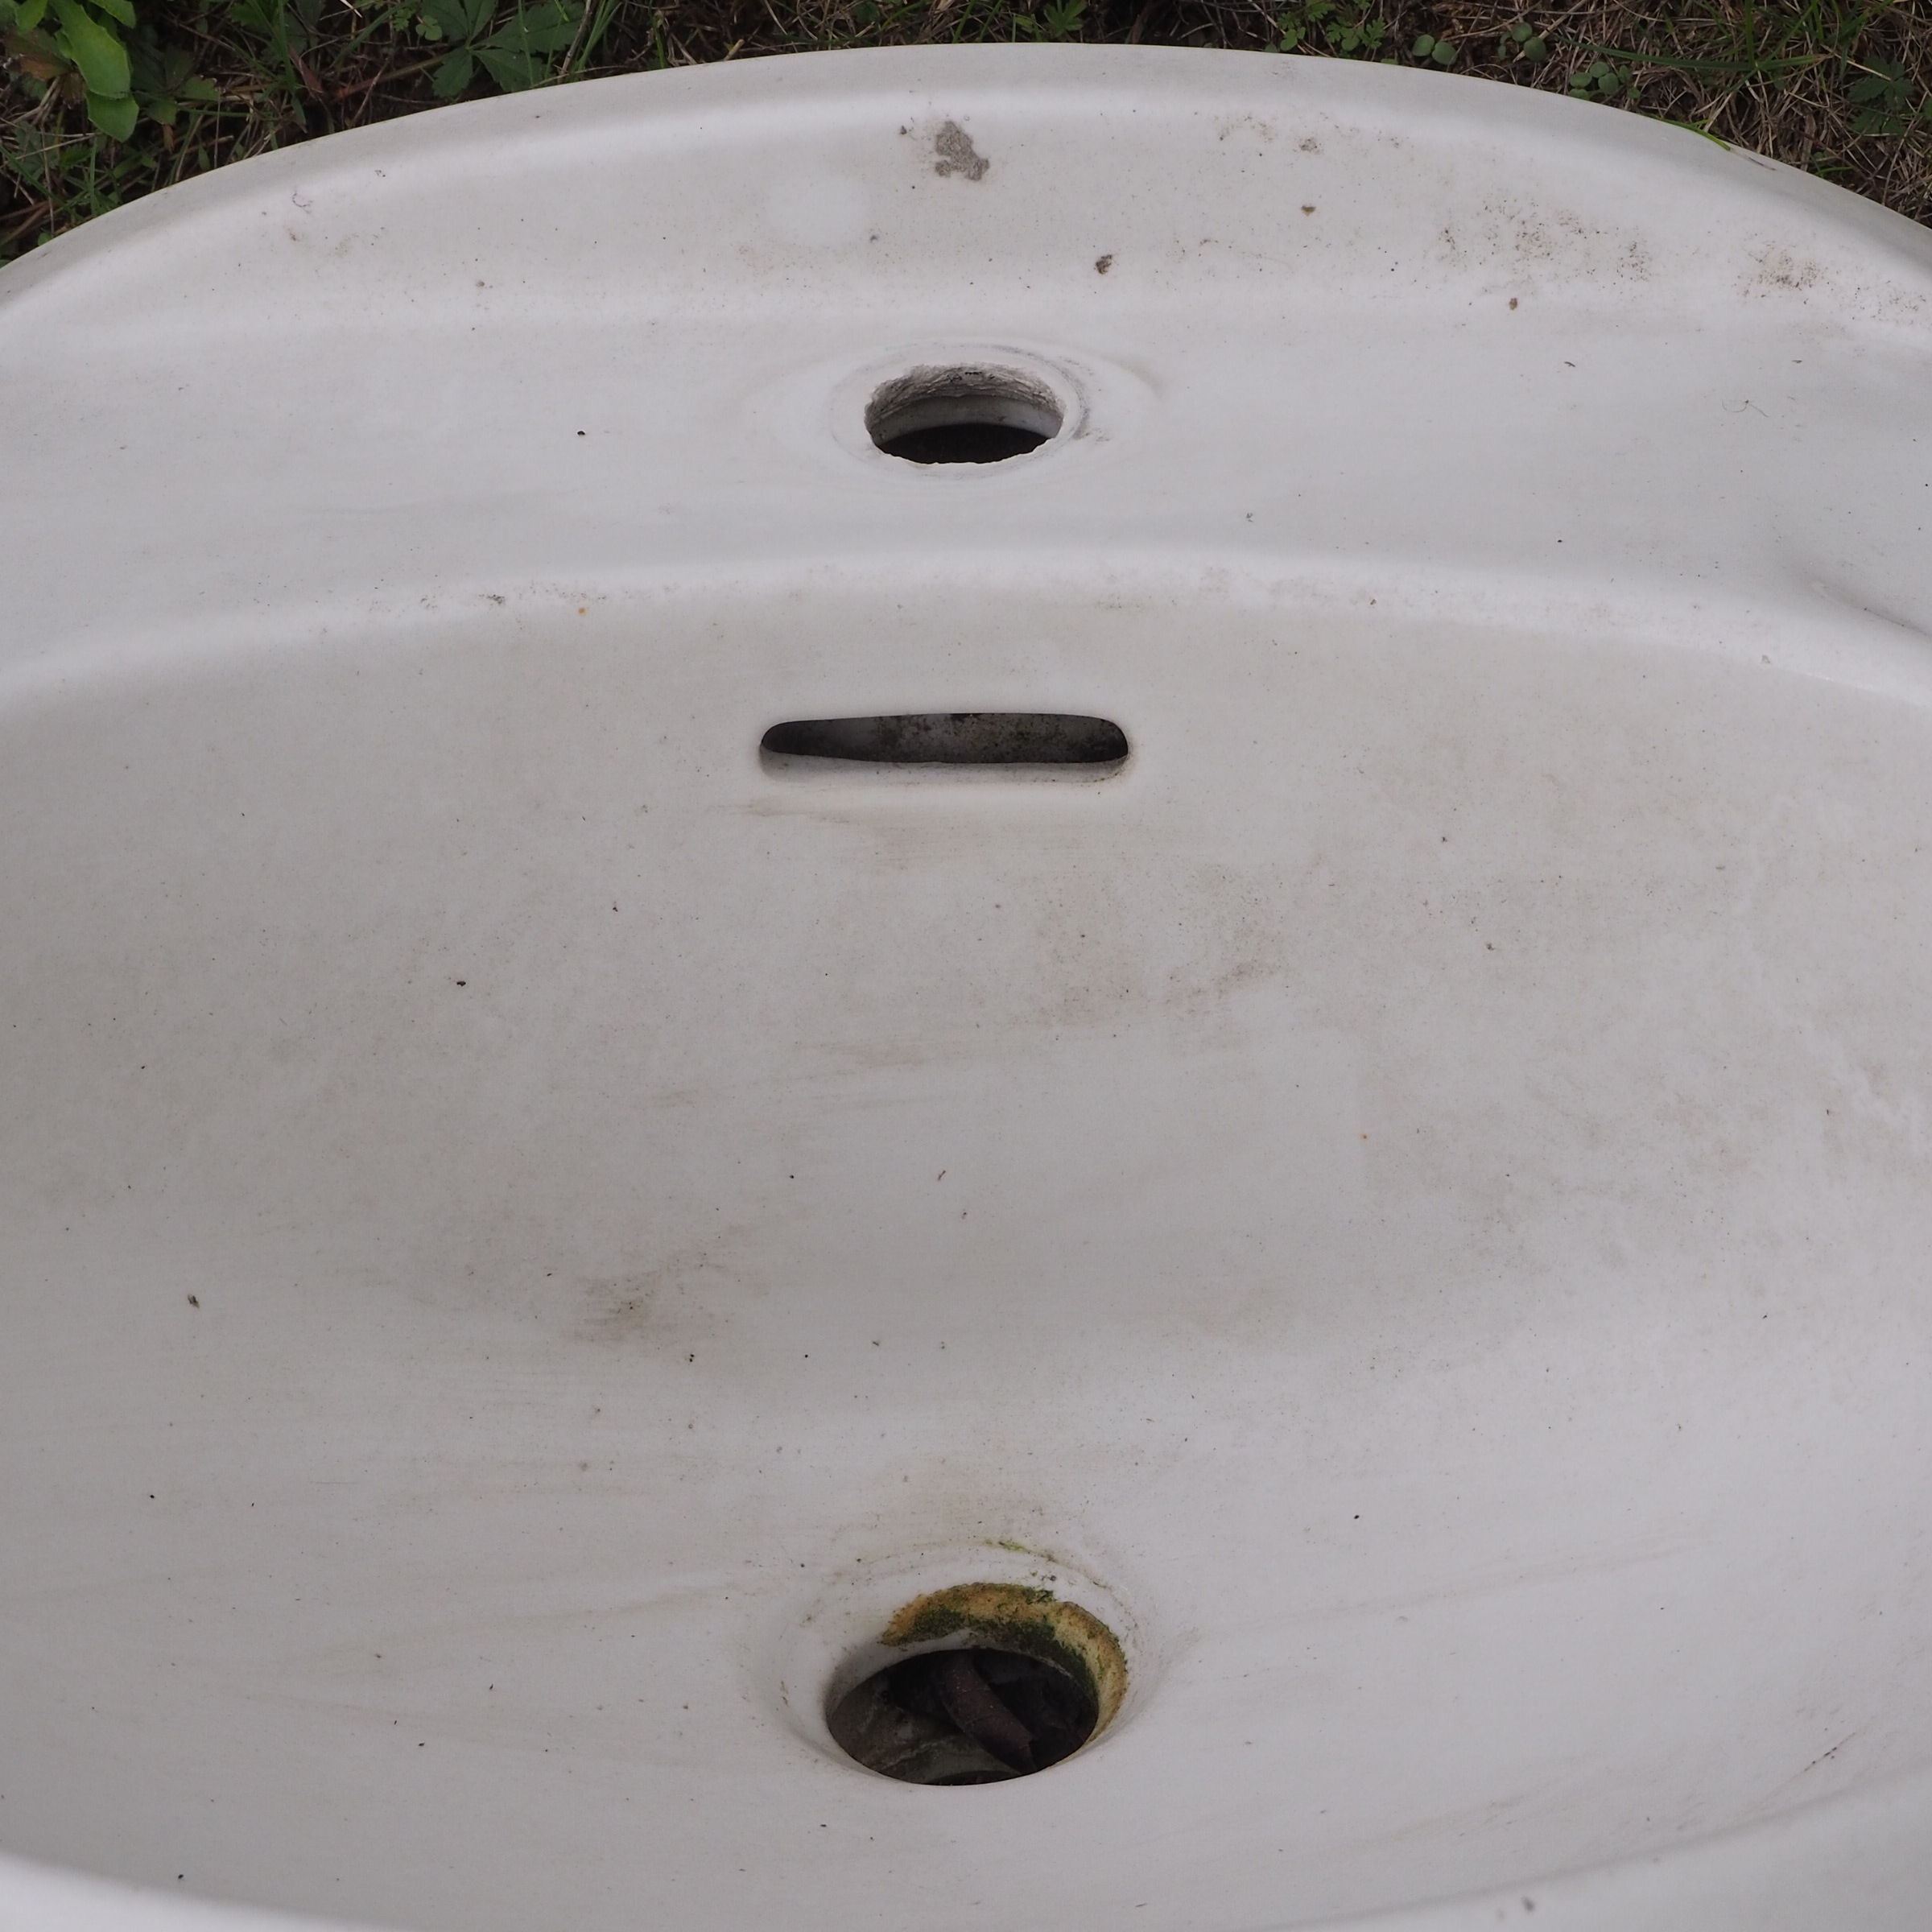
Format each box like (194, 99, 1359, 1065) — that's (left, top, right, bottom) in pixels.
(2, 0, 1930, 261)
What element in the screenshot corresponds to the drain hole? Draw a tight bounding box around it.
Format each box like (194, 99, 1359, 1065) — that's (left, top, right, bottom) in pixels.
(829, 1649, 1098, 1785)
(866, 365, 1063, 464)
(762, 713, 1128, 767)
(824, 1579, 1129, 1786)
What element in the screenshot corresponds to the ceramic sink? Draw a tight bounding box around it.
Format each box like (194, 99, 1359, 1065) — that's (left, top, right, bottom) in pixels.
(4, 45, 1932, 1932)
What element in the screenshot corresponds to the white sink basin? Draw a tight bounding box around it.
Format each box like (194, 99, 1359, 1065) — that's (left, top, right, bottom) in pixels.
(5, 45, 1932, 1932)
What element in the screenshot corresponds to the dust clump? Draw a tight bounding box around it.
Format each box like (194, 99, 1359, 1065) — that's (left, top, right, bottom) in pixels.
(933, 121, 989, 181)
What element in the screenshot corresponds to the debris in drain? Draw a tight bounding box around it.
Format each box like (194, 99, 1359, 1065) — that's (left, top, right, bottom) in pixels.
(828, 1648, 1098, 1785)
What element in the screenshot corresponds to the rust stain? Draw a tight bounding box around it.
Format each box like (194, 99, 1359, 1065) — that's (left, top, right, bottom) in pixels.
(881, 1579, 1129, 1729)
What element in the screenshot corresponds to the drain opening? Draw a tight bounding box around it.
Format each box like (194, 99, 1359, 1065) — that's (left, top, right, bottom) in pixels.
(831, 1649, 1095, 1785)
(762, 713, 1128, 767)
(826, 1581, 1129, 1785)
(867, 365, 1063, 464)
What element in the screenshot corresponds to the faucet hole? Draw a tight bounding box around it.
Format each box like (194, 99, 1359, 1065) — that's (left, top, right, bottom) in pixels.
(866, 365, 1063, 464)
(762, 713, 1128, 769)
(824, 1581, 1129, 1785)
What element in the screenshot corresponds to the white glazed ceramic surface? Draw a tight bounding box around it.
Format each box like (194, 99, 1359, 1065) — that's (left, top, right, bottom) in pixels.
(3, 45, 1932, 1932)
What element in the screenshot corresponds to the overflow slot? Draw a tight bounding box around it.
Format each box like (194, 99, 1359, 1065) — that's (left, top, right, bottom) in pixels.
(761, 713, 1128, 771)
